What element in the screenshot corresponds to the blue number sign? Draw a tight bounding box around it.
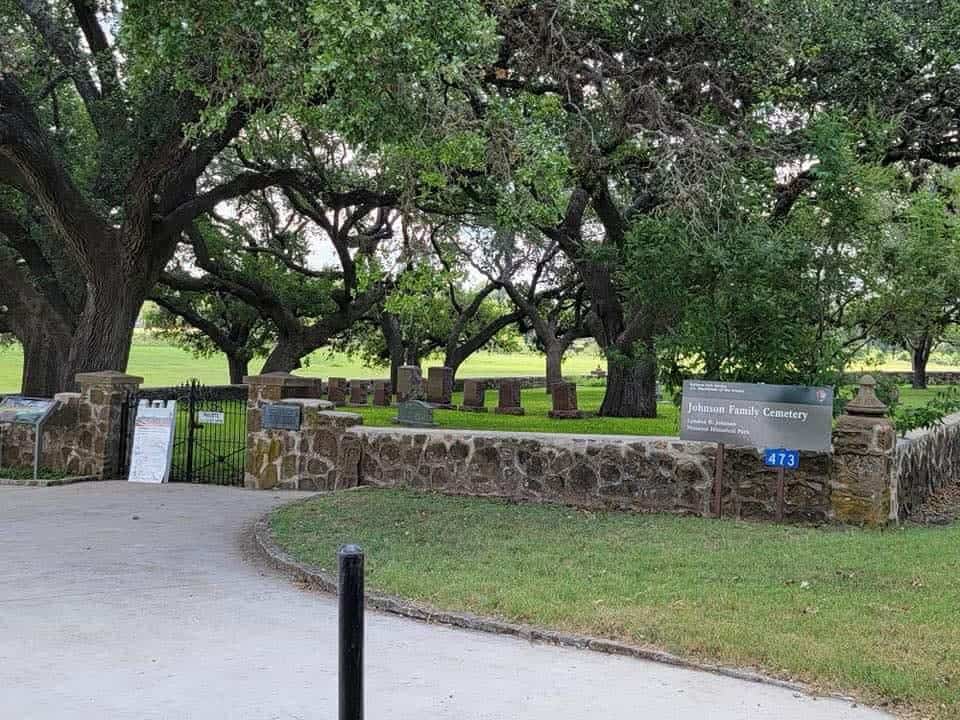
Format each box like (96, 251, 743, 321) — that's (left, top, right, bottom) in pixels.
(763, 448, 799, 469)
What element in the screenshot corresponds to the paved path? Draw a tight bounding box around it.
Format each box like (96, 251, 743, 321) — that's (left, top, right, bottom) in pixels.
(0, 482, 890, 720)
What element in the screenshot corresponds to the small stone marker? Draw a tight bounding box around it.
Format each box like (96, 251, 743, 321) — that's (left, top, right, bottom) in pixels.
(327, 377, 348, 406)
(548, 382, 583, 419)
(426, 366, 455, 408)
(396, 366, 423, 402)
(348, 380, 368, 406)
(459, 379, 488, 412)
(393, 400, 437, 428)
(494, 379, 525, 416)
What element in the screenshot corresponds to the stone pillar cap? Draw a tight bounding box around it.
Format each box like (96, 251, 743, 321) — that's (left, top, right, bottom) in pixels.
(844, 375, 888, 417)
(75, 370, 144, 386)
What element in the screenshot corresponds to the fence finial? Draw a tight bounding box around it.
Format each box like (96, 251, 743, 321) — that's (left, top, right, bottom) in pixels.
(844, 375, 888, 417)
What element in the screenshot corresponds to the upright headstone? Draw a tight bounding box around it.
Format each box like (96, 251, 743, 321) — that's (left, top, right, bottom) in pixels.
(327, 377, 348, 406)
(396, 366, 423, 402)
(373, 380, 392, 407)
(548, 382, 583, 419)
(460, 380, 488, 412)
(426, 366, 455, 408)
(494, 379, 525, 416)
(348, 380, 368, 407)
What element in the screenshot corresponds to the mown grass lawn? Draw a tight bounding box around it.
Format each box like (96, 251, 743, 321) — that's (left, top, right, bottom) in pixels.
(351, 386, 681, 436)
(0, 340, 604, 393)
(273, 490, 960, 719)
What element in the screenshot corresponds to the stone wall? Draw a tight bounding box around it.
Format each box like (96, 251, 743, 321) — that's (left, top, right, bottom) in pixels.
(241, 374, 898, 526)
(0, 371, 143, 478)
(894, 412, 960, 520)
(355, 428, 834, 522)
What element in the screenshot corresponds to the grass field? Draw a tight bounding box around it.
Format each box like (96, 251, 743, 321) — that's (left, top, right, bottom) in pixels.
(0, 341, 605, 393)
(353, 386, 681, 436)
(273, 490, 960, 719)
(3, 337, 960, 394)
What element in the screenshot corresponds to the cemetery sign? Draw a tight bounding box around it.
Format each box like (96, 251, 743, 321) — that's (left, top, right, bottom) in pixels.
(680, 380, 833, 451)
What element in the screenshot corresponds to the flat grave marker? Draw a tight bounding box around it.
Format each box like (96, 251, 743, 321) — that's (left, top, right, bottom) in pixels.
(393, 400, 437, 428)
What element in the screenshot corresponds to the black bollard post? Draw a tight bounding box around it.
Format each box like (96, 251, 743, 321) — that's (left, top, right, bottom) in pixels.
(338, 544, 364, 720)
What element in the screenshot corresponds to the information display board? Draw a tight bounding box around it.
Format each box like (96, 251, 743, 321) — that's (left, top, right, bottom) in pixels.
(262, 403, 302, 431)
(680, 380, 833, 451)
(128, 401, 177, 484)
(0, 397, 58, 425)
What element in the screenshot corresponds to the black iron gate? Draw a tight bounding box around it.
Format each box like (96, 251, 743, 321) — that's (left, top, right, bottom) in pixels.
(118, 380, 247, 485)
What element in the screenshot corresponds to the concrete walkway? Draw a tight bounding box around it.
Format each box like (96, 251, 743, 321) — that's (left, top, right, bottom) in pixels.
(0, 482, 890, 720)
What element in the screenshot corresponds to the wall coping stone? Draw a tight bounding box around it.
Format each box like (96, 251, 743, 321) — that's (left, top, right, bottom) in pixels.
(898, 410, 960, 444)
(346, 425, 833, 453)
(243, 372, 320, 387)
(75, 370, 144, 386)
(283, 398, 335, 410)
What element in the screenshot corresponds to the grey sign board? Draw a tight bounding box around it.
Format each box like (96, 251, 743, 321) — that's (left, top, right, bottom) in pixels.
(393, 400, 437, 428)
(262, 403, 302, 431)
(0, 397, 58, 425)
(680, 380, 833, 451)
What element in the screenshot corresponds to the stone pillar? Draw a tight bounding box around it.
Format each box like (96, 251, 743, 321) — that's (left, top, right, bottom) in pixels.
(426, 366, 455, 408)
(548, 382, 583, 419)
(494, 379, 525, 415)
(396, 366, 423, 402)
(373, 380, 392, 407)
(460, 380, 488, 412)
(75, 371, 143, 479)
(348, 380, 368, 406)
(831, 375, 896, 526)
(327, 377, 348, 406)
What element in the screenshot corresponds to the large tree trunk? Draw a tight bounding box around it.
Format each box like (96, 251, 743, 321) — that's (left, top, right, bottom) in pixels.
(600, 352, 657, 418)
(911, 337, 933, 390)
(260, 337, 304, 374)
(545, 343, 564, 394)
(60, 279, 143, 391)
(227, 354, 249, 385)
(20, 324, 70, 397)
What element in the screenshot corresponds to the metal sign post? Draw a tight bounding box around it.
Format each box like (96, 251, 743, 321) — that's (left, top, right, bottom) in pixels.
(712, 443, 725, 518)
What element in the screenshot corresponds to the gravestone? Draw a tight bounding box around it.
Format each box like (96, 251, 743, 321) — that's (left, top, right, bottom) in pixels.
(327, 377, 348, 406)
(348, 380, 368, 406)
(494, 379, 525, 416)
(426, 366, 455, 408)
(393, 400, 437, 428)
(373, 380, 392, 407)
(396, 366, 423, 402)
(548, 382, 583, 419)
(459, 379, 488, 412)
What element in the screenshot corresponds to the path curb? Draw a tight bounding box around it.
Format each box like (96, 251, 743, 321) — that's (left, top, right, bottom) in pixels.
(252, 500, 869, 707)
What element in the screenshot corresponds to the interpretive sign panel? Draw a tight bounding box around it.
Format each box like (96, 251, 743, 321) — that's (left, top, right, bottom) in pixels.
(262, 403, 302, 431)
(0, 397, 58, 425)
(129, 401, 177, 484)
(680, 380, 833, 451)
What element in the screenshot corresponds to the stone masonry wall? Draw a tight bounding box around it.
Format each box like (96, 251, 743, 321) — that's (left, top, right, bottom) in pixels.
(0, 372, 143, 478)
(353, 428, 833, 522)
(894, 412, 960, 520)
